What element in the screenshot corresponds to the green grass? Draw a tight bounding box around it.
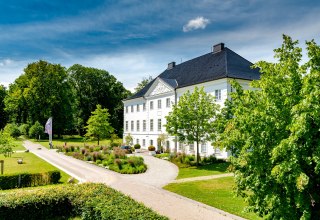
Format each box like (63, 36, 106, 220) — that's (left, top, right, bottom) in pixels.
(35, 135, 122, 149)
(177, 162, 230, 179)
(12, 137, 26, 151)
(164, 177, 261, 220)
(0, 152, 72, 183)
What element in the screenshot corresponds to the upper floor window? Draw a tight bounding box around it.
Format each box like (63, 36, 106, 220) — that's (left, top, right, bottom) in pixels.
(158, 119, 162, 131)
(143, 120, 146, 131)
(125, 106, 128, 113)
(150, 119, 154, 131)
(143, 103, 146, 111)
(136, 120, 140, 131)
(150, 101, 154, 110)
(131, 121, 134, 131)
(137, 104, 140, 112)
(215, 89, 221, 101)
(131, 105, 134, 112)
(166, 98, 170, 108)
(158, 99, 161, 109)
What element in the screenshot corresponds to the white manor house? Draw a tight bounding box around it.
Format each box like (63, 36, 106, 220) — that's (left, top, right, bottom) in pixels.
(123, 43, 260, 159)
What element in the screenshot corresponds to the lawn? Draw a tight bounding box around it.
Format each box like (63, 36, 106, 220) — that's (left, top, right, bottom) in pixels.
(177, 162, 230, 179)
(164, 176, 261, 220)
(0, 152, 72, 183)
(12, 137, 26, 151)
(35, 135, 122, 149)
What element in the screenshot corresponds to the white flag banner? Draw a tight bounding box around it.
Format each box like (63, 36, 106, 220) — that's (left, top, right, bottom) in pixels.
(45, 117, 52, 135)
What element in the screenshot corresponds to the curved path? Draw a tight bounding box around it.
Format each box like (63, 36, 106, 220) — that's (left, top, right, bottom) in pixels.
(23, 140, 243, 220)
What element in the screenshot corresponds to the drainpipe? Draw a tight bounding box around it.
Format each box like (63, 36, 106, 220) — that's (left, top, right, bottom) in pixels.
(174, 88, 178, 153)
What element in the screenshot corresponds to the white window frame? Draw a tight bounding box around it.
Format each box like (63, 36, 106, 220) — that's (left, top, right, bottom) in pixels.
(158, 119, 162, 131)
(131, 121, 134, 131)
(150, 101, 154, 110)
(215, 89, 221, 101)
(166, 98, 170, 108)
(158, 99, 161, 109)
(125, 121, 128, 131)
(136, 120, 140, 131)
(150, 119, 154, 131)
(137, 104, 140, 112)
(143, 120, 146, 131)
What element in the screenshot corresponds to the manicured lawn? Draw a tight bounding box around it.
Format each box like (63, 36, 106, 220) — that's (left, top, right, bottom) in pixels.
(12, 137, 26, 151)
(164, 177, 261, 220)
(0, 152, 72, 183)
(177, 162, 230, 179)
(35, 135, 122, 149)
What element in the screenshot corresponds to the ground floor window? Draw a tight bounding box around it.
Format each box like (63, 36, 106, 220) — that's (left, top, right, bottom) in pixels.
(178, 142, 183, 151)
(189, 143, 194, 152)
(150, 139, 153, 146)
(201, 142, 207, 153)
(136, 139, 139, 144)
(142, 139, 145, 146)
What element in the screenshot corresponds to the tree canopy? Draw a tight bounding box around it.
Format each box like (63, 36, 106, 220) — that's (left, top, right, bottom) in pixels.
(134, 76, 153, 93)
(166, 87, 219, 164)
(85, 104, 114, 145)
(216, 35, 320, 219)
(0, 85, 7, 129)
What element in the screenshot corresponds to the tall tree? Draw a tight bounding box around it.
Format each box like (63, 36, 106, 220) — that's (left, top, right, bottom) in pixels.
(0, 85, 7, 129)
(4, 60, 74, 136)
(85, 104, 114, 145)
(68, 64, 130, 136)
(134, 76, 153, 93)
(216, 35, 320, 219)
(166, 87, 219, 164)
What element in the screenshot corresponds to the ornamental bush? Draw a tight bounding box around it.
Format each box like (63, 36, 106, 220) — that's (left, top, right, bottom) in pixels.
(134, 143, 141, 149)
(148, 145, 155, 151)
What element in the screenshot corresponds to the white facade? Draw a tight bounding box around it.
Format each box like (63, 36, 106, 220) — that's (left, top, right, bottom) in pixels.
(123, 77, 251, 159)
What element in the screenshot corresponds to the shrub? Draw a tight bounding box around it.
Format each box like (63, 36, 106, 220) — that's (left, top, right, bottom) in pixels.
(19, 123, 29, 136)
(110, 142, 119, 149)
(113, 147, 126, 159)
(81, 148, 87, 155)
(3, 123, 21, 138)
(148, 145, 155, 151)
(0, 170, 61, 190)
(114, 158, 122, 169)
(134, 144, 141, 149)
(0, 183, 168, 220)
(72, 152, 84, 160)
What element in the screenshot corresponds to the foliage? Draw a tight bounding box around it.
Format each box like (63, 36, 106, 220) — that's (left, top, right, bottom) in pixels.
(28, 121, 44, 140)
(3, 123, 21, 138)
(124, 133, 133, 145)
(0, 131, 15, 157)
(148, 145, 155, 151)
(0, 170, 61, 190)
(4, 60, 74, 136)
(0, 183, 167, 220)
(0, 85, 7, 129)
(166, 87, 219, 164)
(68, 64, 131, 136)
(216, 35, 320, 219)
(18, 123, 29, 136)
(134, 143, 141, 149)
(85, 104, 114, 145)
(134, 75, 153, 93)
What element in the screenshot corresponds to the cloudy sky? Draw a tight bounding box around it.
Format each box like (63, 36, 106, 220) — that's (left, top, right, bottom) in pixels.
(0, 0, 319, 90)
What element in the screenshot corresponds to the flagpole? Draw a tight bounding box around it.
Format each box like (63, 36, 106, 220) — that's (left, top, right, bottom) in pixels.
(45, 117, 53, 149)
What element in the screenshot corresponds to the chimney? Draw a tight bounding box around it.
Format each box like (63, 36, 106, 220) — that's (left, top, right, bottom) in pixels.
(167, 61, 176, 70)
(213, 43, 225, 53)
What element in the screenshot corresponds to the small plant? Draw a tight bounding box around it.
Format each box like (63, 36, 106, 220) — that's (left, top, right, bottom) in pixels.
(113, 147, 126, 159)
(114, 158, 122, 169)
(134, 144, 141, 149)
(148, 145, 155, 151)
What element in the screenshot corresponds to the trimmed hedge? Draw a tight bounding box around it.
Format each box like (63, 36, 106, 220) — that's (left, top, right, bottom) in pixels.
(0, 183, 168, 220)
(0, 170, 61, 190)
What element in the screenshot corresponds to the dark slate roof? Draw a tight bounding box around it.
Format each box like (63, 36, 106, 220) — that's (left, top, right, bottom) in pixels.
(126, 47, 260, 100)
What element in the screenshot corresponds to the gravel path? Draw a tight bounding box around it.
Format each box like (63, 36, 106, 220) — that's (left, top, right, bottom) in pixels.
(23, 140, 244, 220)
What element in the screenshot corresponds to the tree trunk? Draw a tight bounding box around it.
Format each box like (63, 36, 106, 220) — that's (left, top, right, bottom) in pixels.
(196, 141, 200, 166)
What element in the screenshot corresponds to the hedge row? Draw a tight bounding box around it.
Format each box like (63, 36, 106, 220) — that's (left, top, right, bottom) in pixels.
(0, 170, 61, 190)
(0, 183, 168, 220)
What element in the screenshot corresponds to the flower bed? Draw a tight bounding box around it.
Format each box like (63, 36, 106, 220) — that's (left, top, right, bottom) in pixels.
(58, 145, 147, 174)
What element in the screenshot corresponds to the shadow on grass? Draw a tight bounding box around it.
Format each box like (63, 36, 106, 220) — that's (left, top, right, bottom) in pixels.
(192, 162, 230, 172)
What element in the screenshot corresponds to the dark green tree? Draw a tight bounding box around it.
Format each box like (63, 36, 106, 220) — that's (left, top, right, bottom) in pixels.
(216, 35, 320, 219)
(85, 105, 114, 145)
(68, 64, 131, 136)
(4, 60, 74, 136)
(165, 87, 219, 165)
(134, 76, 153, 93)
(29, 121, 44, 140)
(0, 85, 8, 129)
(3, 123, 20, 139)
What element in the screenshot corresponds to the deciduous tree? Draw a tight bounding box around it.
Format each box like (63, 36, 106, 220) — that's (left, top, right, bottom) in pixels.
(0, 85, 7, 129)
(166, 87, 219, 165)
(134, 76, 153, 93)
(216, 35, 320, 219)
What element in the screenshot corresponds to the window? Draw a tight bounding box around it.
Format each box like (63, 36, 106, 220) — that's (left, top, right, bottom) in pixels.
(131, 105, 134, 112)
(136, 120, 140, 131)
(150, 101, 154, 110)
(126, 106, 128, 113)
(131, 121, 134, 131)
(158, 99, 161, 109)
(136, 139, 139, 144)
(143, 120, 146, 131)
(143, 103, 146, 111)
(136, 104, 140, 112)
(150, 140, 153, 146)
(150, 119, 154, 131)
(189, 143, 194, 151)
(215, 89, 221, 101)
(166, 141, 170, 148)
(201, 142, 207, 153)
(166, 98, 170, 107)
(125, 121, 128, 131)
(158, 119, 161, 131)
(178, 142, 183, 151)
(142, 139, 146, 146)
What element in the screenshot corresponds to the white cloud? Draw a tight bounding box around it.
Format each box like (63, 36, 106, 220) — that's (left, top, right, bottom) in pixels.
(183, 16, 210, 32)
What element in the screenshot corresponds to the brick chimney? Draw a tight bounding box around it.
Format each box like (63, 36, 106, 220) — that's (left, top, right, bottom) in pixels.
(213, 43, 225, 53)
(167, 62, 176, 70)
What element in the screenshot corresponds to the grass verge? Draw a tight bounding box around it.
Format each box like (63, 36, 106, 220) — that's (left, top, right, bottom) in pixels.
(12, 137, 26, 151)
(177, 162, 230, 179)
(164, 176, 261, 220)
(0, 152, 72, 183)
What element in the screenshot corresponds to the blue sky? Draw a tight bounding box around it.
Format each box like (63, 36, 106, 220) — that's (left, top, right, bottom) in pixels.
(0, 0, 319, 90)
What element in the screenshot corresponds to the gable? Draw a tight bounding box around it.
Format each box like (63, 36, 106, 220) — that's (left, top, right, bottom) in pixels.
(146, 78, 173, 97)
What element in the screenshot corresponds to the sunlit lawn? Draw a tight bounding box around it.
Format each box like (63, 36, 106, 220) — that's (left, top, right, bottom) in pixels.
(34, 135, 122, 149)
(12, 137, 26, 151)
(0, 152, 72, 183)
(177, 162, 230, 179)
(164, 176, 261, 220)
